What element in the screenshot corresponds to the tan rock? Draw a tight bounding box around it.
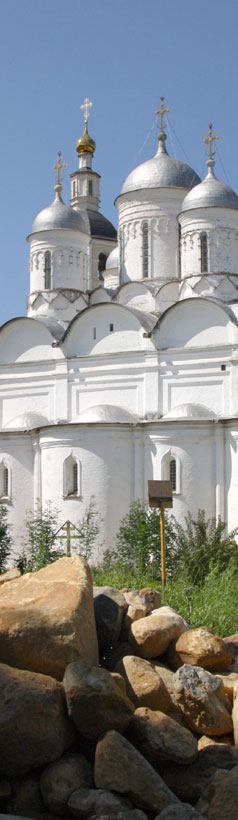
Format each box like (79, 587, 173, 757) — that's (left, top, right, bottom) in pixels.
(127, 706, 198, 765)
(94, 730, 180, 813)
(195, 765, 238, 819)
(63, 661, 134, 739)
(232, 687, 238, 745)
(0, 568, 21, 585)
(129, 608, 188, 659)
(151, 662, 176, 701)
(115, 655, 173, 712)
(0, 662, 75, 776)
(197, 737, 238, 770)
(173, 664, 233, 736)
(0, 556, 98, 678)
(40, 754, 93, 815)
(68, 788, 132, 818)
(111, 671, 127, 694)
(139, 588, 161, 610)
(215, 673, 238, 710)
(120, 592, 151, 641)
(175, 627, 232, 673)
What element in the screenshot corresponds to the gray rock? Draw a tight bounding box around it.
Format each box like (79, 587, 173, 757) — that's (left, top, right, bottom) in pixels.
(156, 806, 203, 819)
(63, 661, 134, 740)
(68, 787, 132, 818)
(40, 754, 93, 815)
(93, 587, 127, 649)
(7, 775, 44, 816)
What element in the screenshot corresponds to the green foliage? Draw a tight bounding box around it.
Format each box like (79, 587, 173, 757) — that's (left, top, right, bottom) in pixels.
(76, 496, 102, 561)
(0, 505, 12, 573)
(18, 505, 62, 573)
(170, 509, 238, 585)
(111, 498, 176, 581)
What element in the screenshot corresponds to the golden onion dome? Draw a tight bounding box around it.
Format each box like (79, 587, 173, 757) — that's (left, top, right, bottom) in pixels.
(76, 121, 96, 156)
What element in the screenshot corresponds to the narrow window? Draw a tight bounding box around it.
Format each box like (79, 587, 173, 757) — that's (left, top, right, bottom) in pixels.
(88, 180, 93, 196)
(93, 327, 96, 339)
(142, 221, 149, 278)
(73, 462, 78, 494)
(3, 468, 8, 496)
(98, 253, 107, 281)
(44, 251, 51, 289)
(169, 459, 176, 492)
(201, 232, 208, 272)
(178, 224, 181, 277)
(72, 180, 76, 197)
(109, 324, 114, 332)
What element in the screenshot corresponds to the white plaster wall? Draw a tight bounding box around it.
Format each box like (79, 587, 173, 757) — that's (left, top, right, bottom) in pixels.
(117, 190, 185, 283)
(179, 208, 238, 278)
(28, 229, 89, 295)
(0, 435, 34, 552)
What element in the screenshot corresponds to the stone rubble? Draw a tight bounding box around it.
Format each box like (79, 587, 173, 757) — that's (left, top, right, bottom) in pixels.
(1, 558, 238, 820)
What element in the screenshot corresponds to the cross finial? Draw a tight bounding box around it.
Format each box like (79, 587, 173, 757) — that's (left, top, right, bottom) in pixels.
(202, 123, 220, 159)
(52, 151, 67, 186)
(80, 97, 93, 123)
(154, 96, 170, 132)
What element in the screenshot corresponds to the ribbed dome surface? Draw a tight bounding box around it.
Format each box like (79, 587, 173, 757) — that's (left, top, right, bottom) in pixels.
(120, 143, 200, 196)
(182, 168, 238, 212)
(31, 194, 89, 234)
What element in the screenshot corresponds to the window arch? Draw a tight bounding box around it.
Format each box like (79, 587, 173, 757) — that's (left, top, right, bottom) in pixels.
(142, 221, 149, 278)
(98, 253, 107, 281)
(0, 461, 11, 501)
(200, 232, 208, 273)
(63, 455, 81, 498)
(44, 251, 51, 289)
(161, 450, 181, 495)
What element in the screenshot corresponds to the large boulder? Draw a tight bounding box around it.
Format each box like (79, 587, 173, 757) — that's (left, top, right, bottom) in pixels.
(127, 706, 198, 765)
(94, 730, 180, 813)
(156, 807, 203, 819)
(175, 628, 232, 673)
(120, 591, 151, 641)
(0, 662, 75, 777)
(0, 556, 98, 678)
(0, 569, 21, 586)
(115, 656, 173, 712)
(129, 608, 188, 660)
(40, 754, 93, 815)
(68, 788, 133, 818)
(173, 664, 233, 736)
(63, 661, 135, 739)
(93, 587, 127, 649)
(196, 765, 238, 819)
(6, 774, 45, 816)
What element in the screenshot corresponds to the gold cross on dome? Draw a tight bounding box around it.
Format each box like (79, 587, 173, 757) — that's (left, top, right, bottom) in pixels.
(154, 96, 170, 131)
(80, 97, 93, 123)
(202, 123, 220, 159)
(52, 151, 67, 185)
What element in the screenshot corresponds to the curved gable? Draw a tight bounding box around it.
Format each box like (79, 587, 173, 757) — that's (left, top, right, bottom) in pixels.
(0, 318, 62, 363)
(153, 298, 238, 349)
(62, 303, 147, 357)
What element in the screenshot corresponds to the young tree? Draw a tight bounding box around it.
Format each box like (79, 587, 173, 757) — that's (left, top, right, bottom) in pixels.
(76, 496, 102, 561)
(20, 505, 62, 572)
(0, 505, 12, 573)
(114, 499, 176, 579)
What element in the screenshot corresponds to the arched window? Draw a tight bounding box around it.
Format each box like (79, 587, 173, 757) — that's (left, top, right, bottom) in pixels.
(200, 232, 208, 272)
(142, 221, 149, 278)
(88, 180, 93, 196)
(0, 462, 10, 500)
(98, 253, 107, 281)
(72, 180, 76, 198)
(44, 251, 51, 289)
(63, 455, 80, 498)
(169, 458, 176, 492)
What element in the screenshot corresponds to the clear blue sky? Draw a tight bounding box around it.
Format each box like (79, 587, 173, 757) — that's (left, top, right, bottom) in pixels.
(1, 0, 238, 325)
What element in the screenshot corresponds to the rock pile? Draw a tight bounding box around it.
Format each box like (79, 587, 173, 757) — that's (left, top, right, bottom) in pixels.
(0, 559, 238, 820)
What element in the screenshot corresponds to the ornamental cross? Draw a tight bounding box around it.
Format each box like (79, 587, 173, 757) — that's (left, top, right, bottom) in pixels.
(53, 151, 67, 185)
(154, 96, 170, 131)
(202, 123, 220, 158)
(80, 97, 93, 123)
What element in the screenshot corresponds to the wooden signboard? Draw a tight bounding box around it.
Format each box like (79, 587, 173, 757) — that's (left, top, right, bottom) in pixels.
(148, 480, 173, 508)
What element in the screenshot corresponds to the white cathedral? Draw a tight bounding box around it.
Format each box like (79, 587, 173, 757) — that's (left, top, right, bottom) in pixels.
(1, 97, 238, 556)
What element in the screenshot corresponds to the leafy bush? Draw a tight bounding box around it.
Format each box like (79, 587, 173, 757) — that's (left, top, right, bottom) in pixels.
(76, 496, 102, 561)
(170, 509, 238, 585)
(0, 505, 12, 573)
(17, 505, 62, 573)
(111, 498, 176, 580)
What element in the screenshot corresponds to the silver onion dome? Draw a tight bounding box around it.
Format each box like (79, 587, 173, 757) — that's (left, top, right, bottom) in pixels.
(181, 160, 238, 212)
(119, 133, 201, 196)
(31, 192, 90, 235)
(105, 246, 119, 269)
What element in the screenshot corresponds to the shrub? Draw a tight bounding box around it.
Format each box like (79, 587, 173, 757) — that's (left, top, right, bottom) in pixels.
(0, 505, 12, 573)
(18, 505, 62, 572)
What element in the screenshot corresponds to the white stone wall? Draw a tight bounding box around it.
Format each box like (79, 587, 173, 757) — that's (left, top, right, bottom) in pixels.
(179, 208, 238, 278)
(28, 229, 89, 297)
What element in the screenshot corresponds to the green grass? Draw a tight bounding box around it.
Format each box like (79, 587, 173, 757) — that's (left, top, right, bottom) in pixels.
(91, 561, 238, 638)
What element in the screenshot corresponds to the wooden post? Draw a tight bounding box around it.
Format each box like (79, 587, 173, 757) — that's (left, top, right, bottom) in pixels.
(160, 502, 166, 600)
